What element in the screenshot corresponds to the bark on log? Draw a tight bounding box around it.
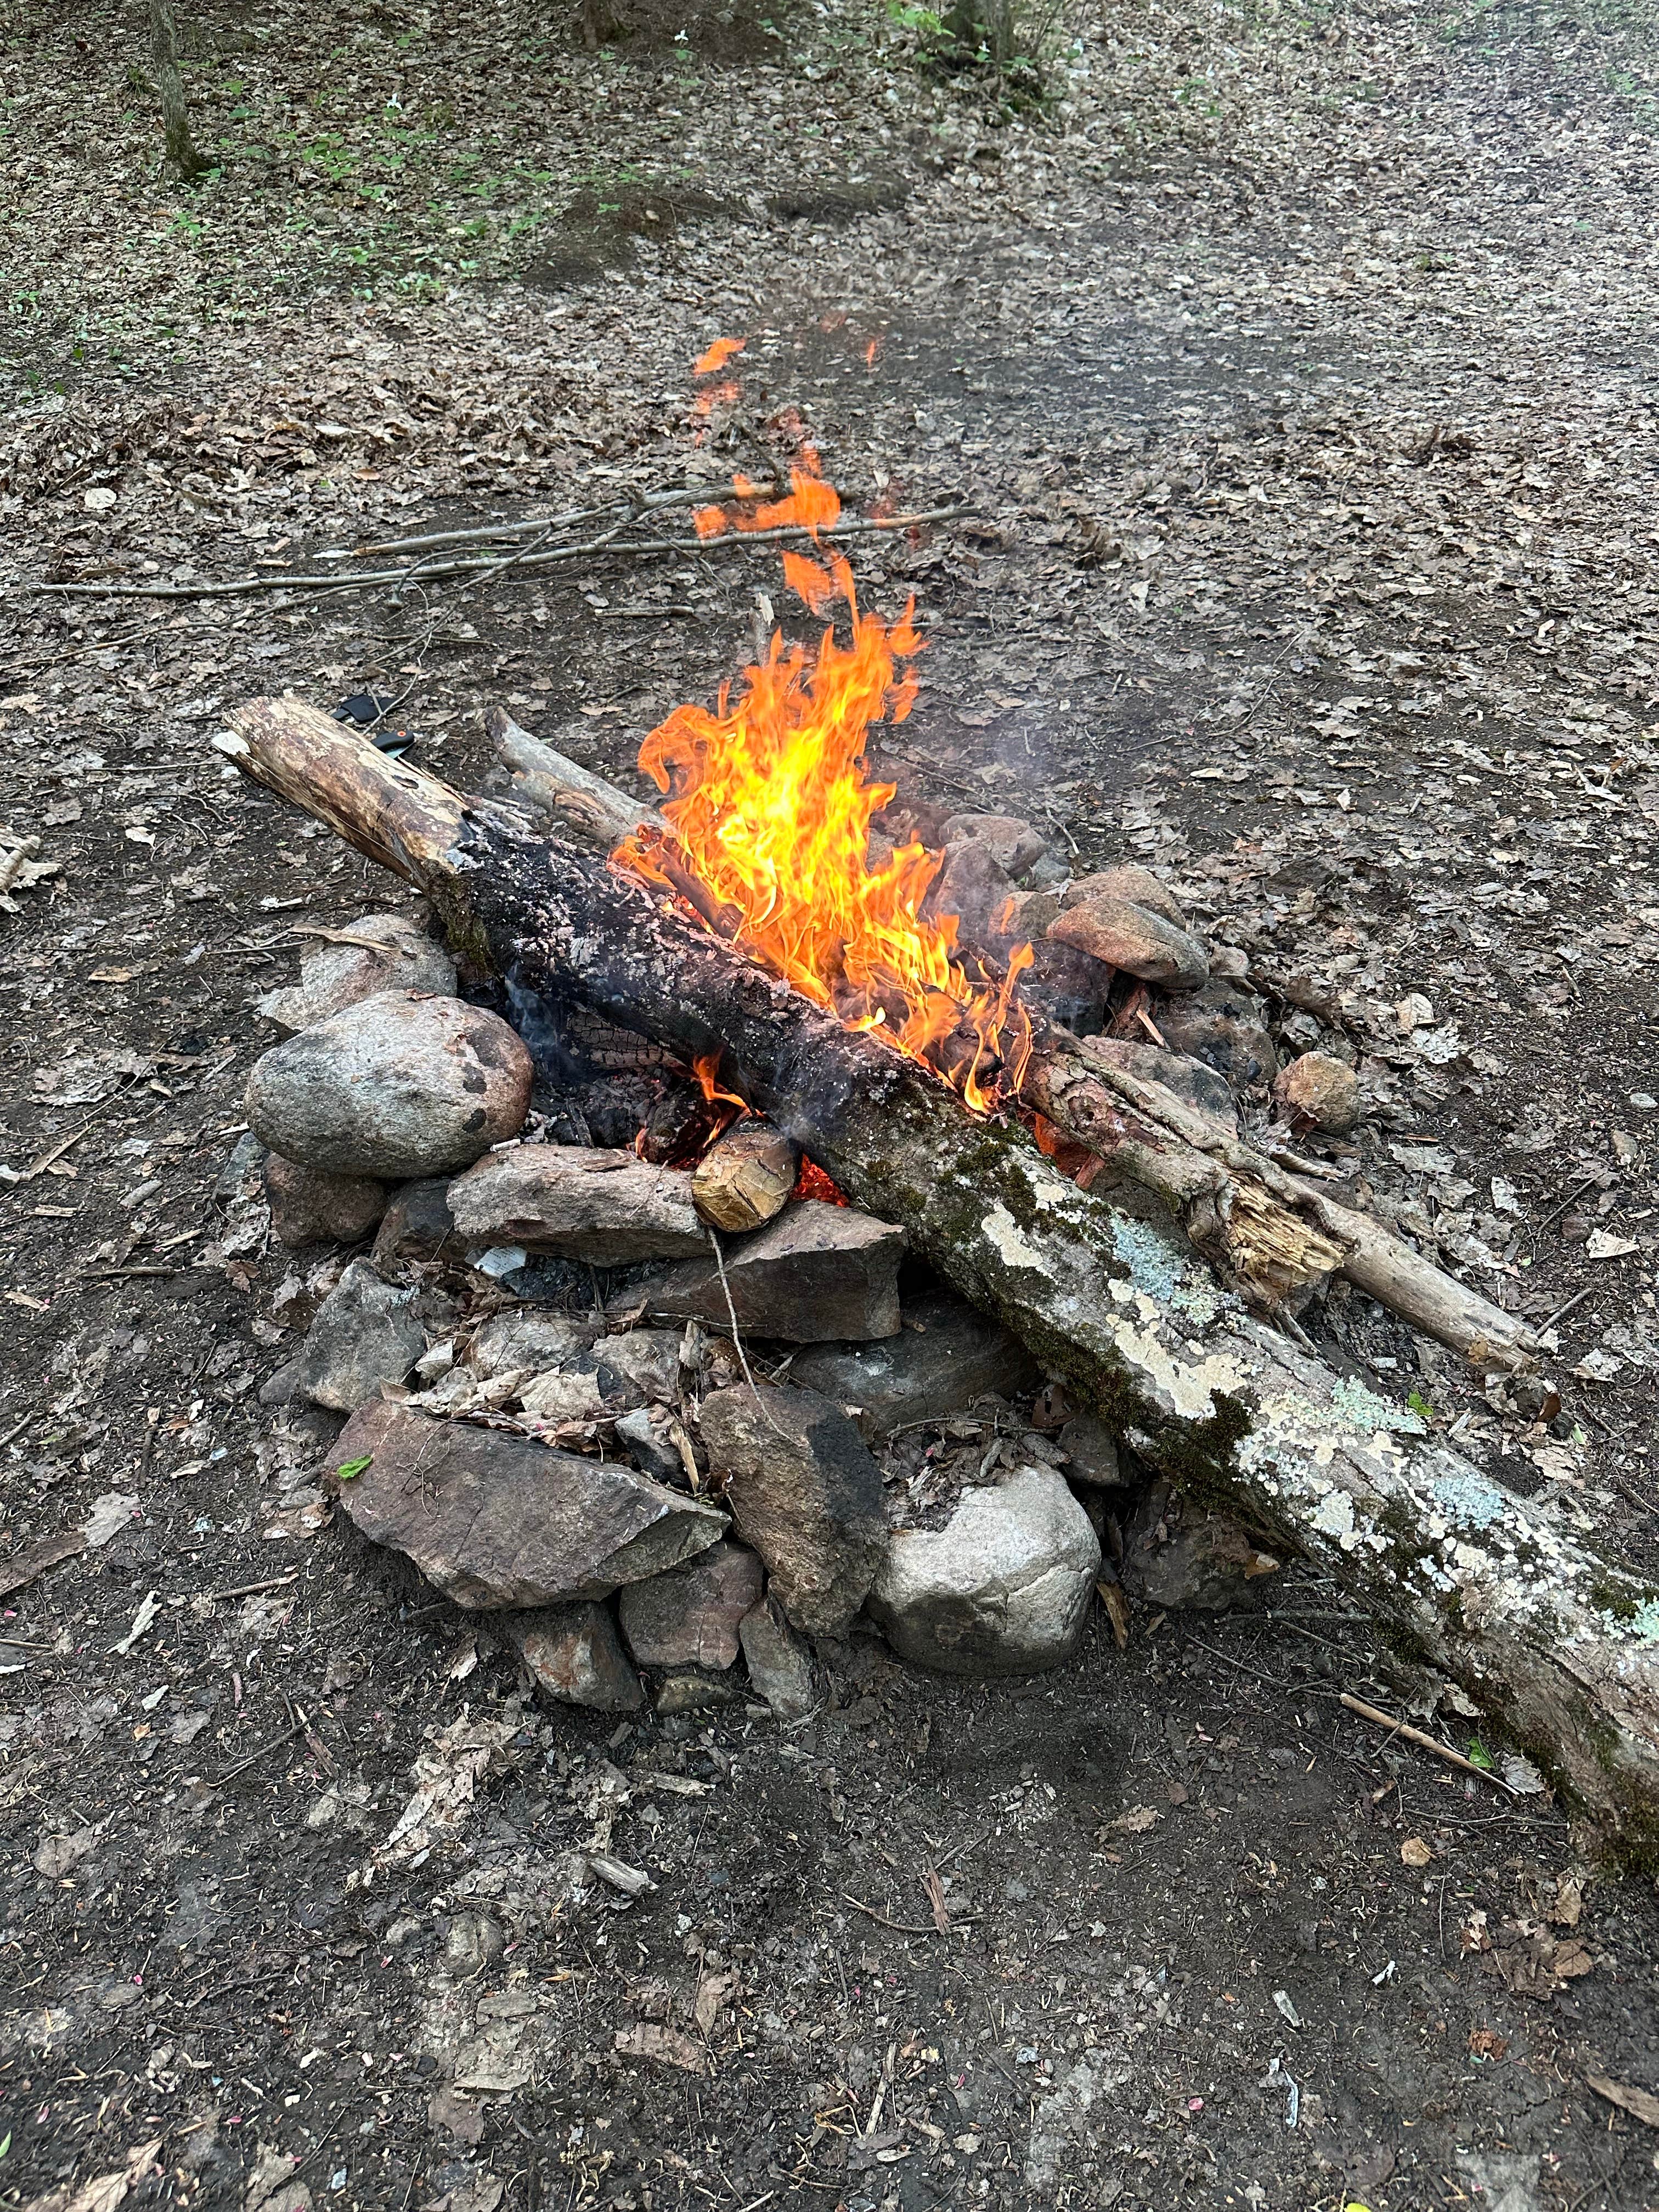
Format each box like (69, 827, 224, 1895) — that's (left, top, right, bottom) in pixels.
(217, 694, 1659, 1855)
(487, 703, 1539, 1373)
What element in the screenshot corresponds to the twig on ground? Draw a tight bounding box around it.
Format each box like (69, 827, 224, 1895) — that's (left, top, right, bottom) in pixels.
(213, 1722, 302, 1786)
(1340, 1691, 1518, 1796)
(208, 1572, 298, 1602)
(840, 1893, 978, 1937)
(286, 924, 406, 955)
(1539, 1284, 1594, 1335)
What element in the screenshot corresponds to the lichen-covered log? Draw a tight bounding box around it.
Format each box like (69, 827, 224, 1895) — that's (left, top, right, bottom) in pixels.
(217, 697, 1659, 1857)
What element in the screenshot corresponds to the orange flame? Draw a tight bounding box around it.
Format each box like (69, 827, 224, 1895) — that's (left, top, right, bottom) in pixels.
(692, 454, 843, 544)
(692, 1048, 750, 1111)
(695, 336, 746, 375)
(614, 546, 1031, 1115)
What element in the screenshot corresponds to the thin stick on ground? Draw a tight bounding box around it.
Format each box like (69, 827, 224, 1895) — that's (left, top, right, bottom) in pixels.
(705, 1226, 787, 1437)
(1340, 1691, 1519, 1797)
(37, 505, 975, 602)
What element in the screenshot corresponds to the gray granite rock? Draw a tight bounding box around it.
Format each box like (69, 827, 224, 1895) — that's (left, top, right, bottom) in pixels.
(1047, 896, 1209, 993)
(788, 1289, 1039, 1439)
(247, 992, 532, 1179)
(1062, 865, 1188, 931)
(295, 1259, 424, 1413)
(328, 1399, 727, 1607)
(867, 1464, 1100, 1675)
(255, 911, 457, 1035)
(695, 1384, 888, 1636)
(940, 813, 1051, 879)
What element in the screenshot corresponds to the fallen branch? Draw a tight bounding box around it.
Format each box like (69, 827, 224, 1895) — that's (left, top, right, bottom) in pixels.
(216, 693, 1659, 1857)
(38, 506, 974, 602)
(351, 479, 777, 560)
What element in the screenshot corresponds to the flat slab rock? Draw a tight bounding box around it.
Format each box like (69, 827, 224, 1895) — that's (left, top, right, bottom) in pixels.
(247, 991, 532, 1180)
(328, 1399, 727, 1607)
(447, 1144, 707, 1263)
(789, 1288, 1039, 1439)
(627, 1202, 904, 1344)
(695, 1383, 888, 1637)
(868, 1463, 1101, 1676)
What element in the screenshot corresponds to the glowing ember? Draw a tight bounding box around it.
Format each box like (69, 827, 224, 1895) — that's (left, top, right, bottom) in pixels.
(614, 536, 1032, 1115)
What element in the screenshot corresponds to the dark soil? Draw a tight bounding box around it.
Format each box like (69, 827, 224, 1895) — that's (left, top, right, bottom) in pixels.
(4, 0, 1659, 2208)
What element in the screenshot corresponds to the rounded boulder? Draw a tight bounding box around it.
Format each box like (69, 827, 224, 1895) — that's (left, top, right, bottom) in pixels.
(868, 1463, 1101, 1675)
(246, 991, 533, 1180)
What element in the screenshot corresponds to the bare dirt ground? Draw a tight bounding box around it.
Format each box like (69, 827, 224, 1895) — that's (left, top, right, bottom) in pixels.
(4, 1, 1659, 2207)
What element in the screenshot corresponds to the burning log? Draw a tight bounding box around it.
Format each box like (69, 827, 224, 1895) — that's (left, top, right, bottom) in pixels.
(218, 694, 1659, 1853)
(486, 707, 1539, 1373)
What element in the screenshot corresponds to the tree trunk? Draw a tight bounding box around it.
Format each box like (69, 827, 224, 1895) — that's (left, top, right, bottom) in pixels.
(149, 0, 211, 182)
(217, 693, 1659, 1857)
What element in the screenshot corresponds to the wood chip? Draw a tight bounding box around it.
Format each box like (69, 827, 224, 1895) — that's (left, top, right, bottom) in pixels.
(1587, 2070, 1659, 2129)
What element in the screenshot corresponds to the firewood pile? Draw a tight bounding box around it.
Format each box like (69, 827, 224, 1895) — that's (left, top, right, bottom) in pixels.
(216, 690, 1659, 1860)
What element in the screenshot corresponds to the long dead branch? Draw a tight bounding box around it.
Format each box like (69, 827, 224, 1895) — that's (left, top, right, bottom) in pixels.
(216, 692, 1659, 1856)
(37, 505, 974, 603)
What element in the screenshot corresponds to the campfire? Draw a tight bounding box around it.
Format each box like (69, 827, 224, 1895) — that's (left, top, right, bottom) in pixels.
(617, 518, 1032, 1116)
(211, 449, 1659, 1854)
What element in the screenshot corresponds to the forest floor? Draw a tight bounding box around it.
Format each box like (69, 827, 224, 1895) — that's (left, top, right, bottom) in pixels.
(3, 0, 1659, 2207)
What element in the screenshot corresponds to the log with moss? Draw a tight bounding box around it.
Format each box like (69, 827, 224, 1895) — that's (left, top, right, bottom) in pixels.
(217, 693, 1659, 1857)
